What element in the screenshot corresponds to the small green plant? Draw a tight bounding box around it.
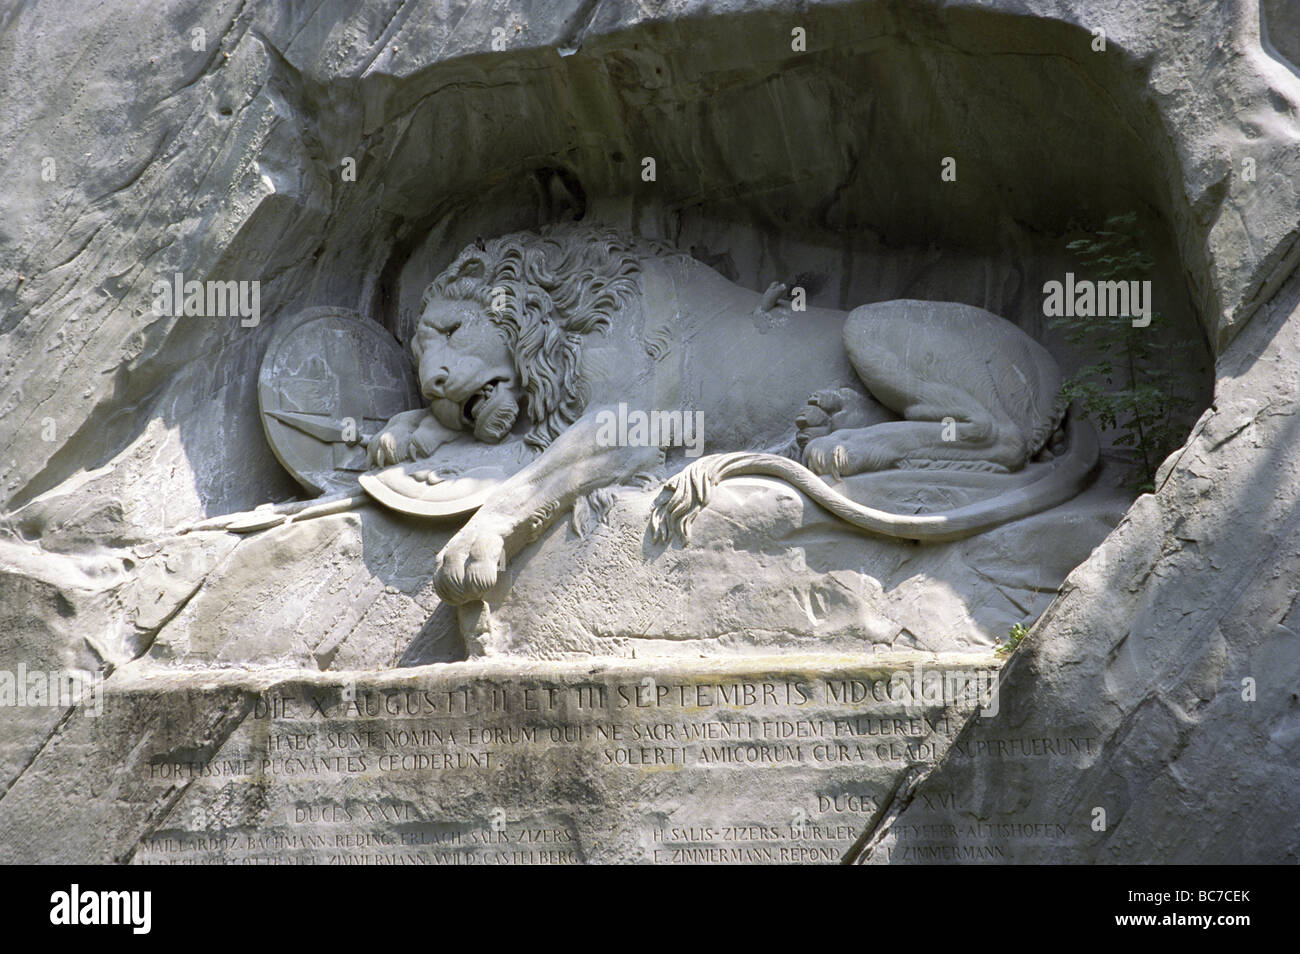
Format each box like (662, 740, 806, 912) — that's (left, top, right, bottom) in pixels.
(1051, 212, 1196, 493)
(996, 622, 1030, 657)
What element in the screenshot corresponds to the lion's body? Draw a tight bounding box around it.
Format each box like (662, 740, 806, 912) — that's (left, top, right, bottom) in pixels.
(367, 223, 1096, 608)
(582, 255, 1065, 471)
(579, 253, 861, 454)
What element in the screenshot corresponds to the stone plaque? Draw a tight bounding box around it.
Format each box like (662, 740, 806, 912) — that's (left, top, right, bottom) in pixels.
(116, 657, 997, 865)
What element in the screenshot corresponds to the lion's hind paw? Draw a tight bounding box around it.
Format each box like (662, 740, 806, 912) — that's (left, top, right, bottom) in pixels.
(796, 387, 884, 449)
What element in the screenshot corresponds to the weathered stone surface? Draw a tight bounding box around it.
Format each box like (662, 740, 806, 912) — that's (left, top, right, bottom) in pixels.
(0, 0, 1275, 525)
(854, 274, 1300, 865)
(142, 508, 461, 671)
(0, 0, 1297, 864)
(486, 469, 1130, 659)
(0, 657, 996, 865)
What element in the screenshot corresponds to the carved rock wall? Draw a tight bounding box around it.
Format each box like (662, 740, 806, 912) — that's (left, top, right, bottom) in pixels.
(1, 0, 1298, 862)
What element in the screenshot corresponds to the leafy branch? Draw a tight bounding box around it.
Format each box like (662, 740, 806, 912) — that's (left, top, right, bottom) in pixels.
(1051, 213, 1196, 492)
(995, 622, 1029, 657)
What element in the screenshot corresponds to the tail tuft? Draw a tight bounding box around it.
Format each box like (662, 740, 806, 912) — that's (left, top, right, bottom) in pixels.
(651, 453, 752, 543)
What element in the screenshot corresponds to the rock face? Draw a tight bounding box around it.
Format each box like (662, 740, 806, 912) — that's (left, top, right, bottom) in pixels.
(855, 275, 1300, 865)
(484, 469, 1130, 659)
(1, 0, 1298, 864)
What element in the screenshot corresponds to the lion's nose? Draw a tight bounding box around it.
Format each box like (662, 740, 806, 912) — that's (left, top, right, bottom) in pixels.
(425, 366, 450, 396)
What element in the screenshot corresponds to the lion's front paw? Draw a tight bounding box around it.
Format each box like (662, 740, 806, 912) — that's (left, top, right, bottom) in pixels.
(368, 423, 416, 467)
(367, 410, 431, 467)
(435, 527, 508, 604)
(368, 430, 407, 467)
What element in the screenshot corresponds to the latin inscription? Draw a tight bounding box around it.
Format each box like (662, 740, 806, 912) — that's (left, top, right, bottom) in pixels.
(130, 662, 1026, 865)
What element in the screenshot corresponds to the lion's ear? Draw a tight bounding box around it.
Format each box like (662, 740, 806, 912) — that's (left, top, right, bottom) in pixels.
(453, 254, 487, 281)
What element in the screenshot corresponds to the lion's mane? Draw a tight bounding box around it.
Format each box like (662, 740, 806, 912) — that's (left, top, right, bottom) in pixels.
(420, 224, 670, 450)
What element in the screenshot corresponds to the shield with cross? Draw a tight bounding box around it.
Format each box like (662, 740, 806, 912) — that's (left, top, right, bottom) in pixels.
(258, 307, 421, 495)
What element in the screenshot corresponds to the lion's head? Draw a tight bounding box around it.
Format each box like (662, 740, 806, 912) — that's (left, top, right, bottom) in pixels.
(413, 224, 652, 449)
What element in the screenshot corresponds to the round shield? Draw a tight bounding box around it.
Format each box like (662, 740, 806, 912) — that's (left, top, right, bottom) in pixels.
(258, 307, 421, 495)
(359, 463, 511, 518)
(356, 430, 531, 517)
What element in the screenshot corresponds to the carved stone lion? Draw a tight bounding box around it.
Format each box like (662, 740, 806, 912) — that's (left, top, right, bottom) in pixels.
(368, 223, 1097, 607)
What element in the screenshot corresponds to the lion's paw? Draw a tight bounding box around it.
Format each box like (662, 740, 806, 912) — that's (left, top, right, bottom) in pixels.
(368, 430, 406, 467)
(435, 527, 507, 604)
(803, 427, 906, 478)
(802, 435, 853, 481)
(368, 411, 421, 467)
(367, 410, 450, 467)
(795, 387, 882, 449)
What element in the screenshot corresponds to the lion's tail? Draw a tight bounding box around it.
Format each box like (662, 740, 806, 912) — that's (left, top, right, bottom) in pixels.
(650, 412, 1099, 543)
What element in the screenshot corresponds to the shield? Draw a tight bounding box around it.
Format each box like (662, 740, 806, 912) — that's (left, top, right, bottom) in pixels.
(358, 461, 511, 518)
(258, 307, 420, 495)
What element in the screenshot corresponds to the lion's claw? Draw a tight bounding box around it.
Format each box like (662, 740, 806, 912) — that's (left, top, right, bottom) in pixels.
(368, 412, 420, 467)
(367, 409, 450, 467)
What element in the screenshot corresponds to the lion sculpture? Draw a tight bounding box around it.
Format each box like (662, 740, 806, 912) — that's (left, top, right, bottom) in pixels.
(367, 223, 1098, 606)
